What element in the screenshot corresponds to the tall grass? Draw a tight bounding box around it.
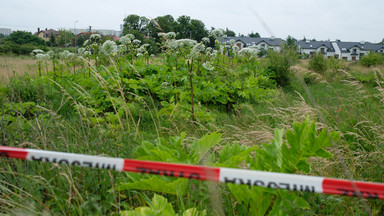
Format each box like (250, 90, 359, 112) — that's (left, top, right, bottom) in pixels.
(1, 55, 384, 215)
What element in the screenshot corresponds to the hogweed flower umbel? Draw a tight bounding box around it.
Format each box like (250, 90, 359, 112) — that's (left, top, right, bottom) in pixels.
(100, 40, 118, 56)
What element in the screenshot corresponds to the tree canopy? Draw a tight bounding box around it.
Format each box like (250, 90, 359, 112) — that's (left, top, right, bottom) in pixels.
(5, 31, 45, 46)
(122, 14, 208, 42)
(248, 32, 261, 38)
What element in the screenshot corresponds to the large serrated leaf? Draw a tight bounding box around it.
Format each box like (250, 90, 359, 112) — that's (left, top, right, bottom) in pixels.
(117, 176, 188, 196)
(192, 132, 222, 163)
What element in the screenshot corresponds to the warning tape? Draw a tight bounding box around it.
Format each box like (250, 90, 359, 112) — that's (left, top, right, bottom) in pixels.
(1, 146, 384, 200)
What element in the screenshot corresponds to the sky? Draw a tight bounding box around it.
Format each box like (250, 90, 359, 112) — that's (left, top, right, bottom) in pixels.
(1, 0, 383, 43)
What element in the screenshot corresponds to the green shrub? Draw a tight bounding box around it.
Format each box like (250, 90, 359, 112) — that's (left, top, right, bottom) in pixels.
(327, 57, 344, 71)
(266, 51, 292, 87)
(0, 41, 47, 55)
(308, 53, 328, 74)
(360, 52, 384, 67)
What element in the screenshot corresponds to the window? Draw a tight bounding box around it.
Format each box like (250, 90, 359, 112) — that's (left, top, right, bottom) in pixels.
(320, 48, 325, 54)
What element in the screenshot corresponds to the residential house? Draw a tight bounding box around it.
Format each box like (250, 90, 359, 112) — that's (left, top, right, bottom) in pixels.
(35, 28, 59, 41)
(221, 36, 284, 52)
(298, 40, 384, 61)
(298, 41, 335, 58)
(337, 41, 384, 61)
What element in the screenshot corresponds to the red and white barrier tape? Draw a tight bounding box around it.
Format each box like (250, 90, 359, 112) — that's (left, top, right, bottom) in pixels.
(1, 146, 383, 200)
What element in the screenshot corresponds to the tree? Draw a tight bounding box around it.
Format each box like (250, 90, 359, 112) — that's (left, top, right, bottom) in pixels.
(175, 15, 192, 39)
(174, 16, 208, 41)
(76, 35, 86, 47)
(122, 14, 149, 36)
(56, 29, 74, 47)
(190, 19, 208, 41)
(225, 28, 236, 37)
(147, 14, 176, 42)
(285, 35, 298, 50)
(5, 31, 45, 46)
(248, 32, 261, 38)
(48, 33, 57, 47)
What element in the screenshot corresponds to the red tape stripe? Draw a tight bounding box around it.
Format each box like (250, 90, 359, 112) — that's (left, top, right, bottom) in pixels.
(0, 146, 28, 159)
(123, 159, 220, 181)
(1, 146, 384, 200)
(323, 178, 384, 199)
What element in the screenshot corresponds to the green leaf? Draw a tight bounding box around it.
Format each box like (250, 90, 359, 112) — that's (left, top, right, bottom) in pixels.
(192, 132, 222, 163)
(268, 191, 310, 216)
(117, 175, 188, 196)
(182, 208, 207, 216)
(121, 194, 176, 216)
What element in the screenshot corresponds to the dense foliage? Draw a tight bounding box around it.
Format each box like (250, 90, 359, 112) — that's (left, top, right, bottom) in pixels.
(0, 31, 48, 55)
(1, 31, 384, 215)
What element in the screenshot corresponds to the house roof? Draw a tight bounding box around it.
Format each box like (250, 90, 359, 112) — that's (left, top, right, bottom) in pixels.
(337, 41, 384, 53)
(220, 36, 284, 47)
(36, 29, 59, 36)
(298, 41, 335, 52)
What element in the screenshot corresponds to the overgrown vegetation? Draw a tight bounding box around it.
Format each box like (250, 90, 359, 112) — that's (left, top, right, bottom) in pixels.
(1, 30, 384, 215)
(360, 52, 384, 67)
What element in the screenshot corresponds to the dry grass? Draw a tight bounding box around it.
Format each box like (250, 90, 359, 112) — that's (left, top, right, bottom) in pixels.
(0, 55, 40, 83)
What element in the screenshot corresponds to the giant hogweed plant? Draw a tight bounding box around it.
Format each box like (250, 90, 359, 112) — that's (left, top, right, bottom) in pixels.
(116, 117, 339, 215)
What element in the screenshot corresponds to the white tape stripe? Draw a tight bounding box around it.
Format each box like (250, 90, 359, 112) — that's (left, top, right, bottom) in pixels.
(220, 168, 324, 193)
(26, 149, 125, 171)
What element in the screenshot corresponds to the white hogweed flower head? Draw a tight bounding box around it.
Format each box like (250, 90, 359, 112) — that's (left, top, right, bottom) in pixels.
(60, 50, 75, 59)
(229, 39, 235, 47)
(137, 44, 150, 54)
(78, 47, 86, 54)
(158, 32, 176, 40)
(90, 34, 101, 40)
(176, 39, 197, 49)
(31, 49, 44, 56)
(119, 34, 134, 44)
(238, 46, 259, 57)
(232, 46, 240, 53)
(211, 28, 225, 38)
(189, 43, 205, 59)
(47, 50, 54, 57)
(202, 37, 210, 44)
(100, 40, 118, 56)
(83, 50, 91, 57)
(132, 39, 141, 46)
(202, 62, 215, 71)
(83, 39, 89, 46)
(35, 53, 50, 61)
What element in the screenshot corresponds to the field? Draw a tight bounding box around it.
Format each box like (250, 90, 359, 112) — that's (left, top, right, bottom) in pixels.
(1, 37, 384, 215)
(0, 55, 40, 83)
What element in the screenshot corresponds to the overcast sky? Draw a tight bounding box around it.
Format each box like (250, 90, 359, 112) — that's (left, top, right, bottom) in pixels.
(1, 0, 383, 42)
